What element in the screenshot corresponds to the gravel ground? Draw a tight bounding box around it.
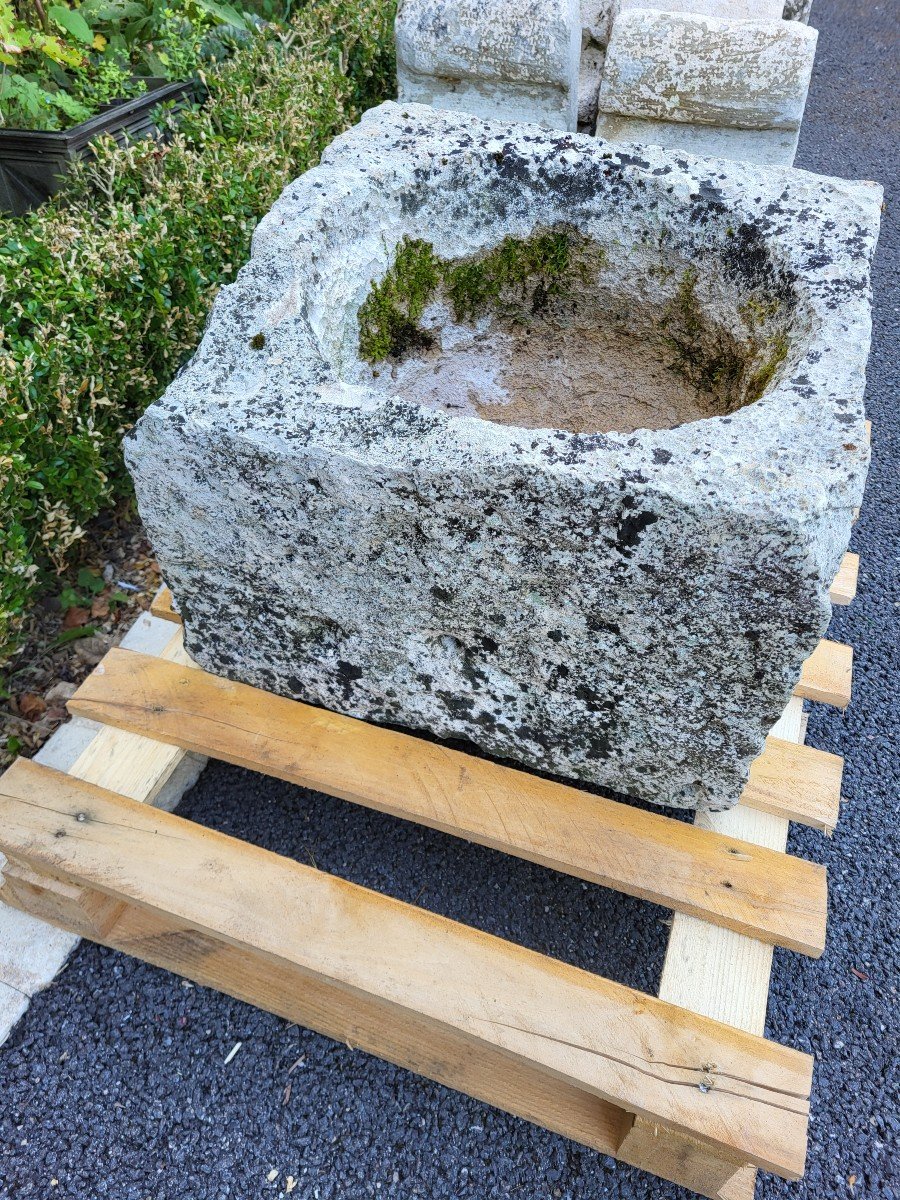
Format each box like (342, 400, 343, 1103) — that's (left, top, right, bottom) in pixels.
(0, 1, 897, 1197)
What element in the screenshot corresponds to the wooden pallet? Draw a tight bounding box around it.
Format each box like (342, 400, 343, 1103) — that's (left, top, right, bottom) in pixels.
(0, 553, 860, 1200)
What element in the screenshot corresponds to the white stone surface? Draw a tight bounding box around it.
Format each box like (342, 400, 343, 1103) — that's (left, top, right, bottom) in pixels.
(597, 9, 818, 130)
(594, 111, 800, 164)
(0, 983, 28, 1049)
(0, 904, 79, 998)
(396, 0, 581, 129)
(578, 1, 617, 127)
(128, 103, 881, 811)
(617, 0, 784, 17)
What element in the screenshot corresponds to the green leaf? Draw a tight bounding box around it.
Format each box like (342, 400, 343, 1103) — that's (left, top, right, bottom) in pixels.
(194, 0, 248, 31)
(77, 567, 105, 594)
(53, 625, 97, 646)
(59, 585, 82, 611)
(5, 736, 21, 757)
(49, 5, 95, 45)
(48, 90, 92, 123)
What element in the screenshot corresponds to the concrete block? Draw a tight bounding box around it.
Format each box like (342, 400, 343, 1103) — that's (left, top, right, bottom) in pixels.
(594, 111, 801, 164)
(598, 9, 818, 130)
(396, 0, 581, 129)
(783, 0, 814, 20)
(0, 904, 78, 997)
(0, 983, 28, 1050)
(617, 0, 785, 17)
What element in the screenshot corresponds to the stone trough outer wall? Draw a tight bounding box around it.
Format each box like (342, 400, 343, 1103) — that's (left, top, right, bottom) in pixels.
(127, 103, 881, 810)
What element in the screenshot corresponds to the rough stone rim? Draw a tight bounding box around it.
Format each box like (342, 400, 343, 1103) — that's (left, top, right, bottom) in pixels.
(152, 102, 882, 529)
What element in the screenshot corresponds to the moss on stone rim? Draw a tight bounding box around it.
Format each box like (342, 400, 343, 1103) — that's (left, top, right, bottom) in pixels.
(358, 228, 581, 363)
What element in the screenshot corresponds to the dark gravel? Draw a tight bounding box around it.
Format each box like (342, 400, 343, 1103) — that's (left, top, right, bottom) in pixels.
(0, 1, 897, 1197)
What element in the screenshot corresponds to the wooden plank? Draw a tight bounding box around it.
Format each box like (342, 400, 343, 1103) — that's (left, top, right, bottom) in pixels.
(829, 552, 859, 607)
(0, 758, 813, 1178)
(67, 626, 191, 801)
(652, 697, 807, 1200)
(92, 593, 846, 831)
(0, 851, 628, 1161)
(617, 1117, 747, 1199)
(795, 640, 853, 708)
(69, 649, 828, 956)
(150, 586, 180, 624)
(743, 736, 842, 833)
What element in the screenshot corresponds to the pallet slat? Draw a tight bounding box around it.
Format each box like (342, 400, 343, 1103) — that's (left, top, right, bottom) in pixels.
(653, 698, 805, 1199)
(744, 734, 842, 833)
(150, 586, 180, 624)
(795, 639, 853, 708)
(68, 649, 828, 956)
(0, 757, 813, 1179)
(829, 552, 859, 606)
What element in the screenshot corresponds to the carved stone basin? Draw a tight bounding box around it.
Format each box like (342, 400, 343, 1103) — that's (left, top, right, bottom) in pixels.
(127, 103, 881, 808)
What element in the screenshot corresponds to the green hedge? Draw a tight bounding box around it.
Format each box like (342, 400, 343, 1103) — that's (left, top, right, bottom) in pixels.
(0, 0, 396, 662)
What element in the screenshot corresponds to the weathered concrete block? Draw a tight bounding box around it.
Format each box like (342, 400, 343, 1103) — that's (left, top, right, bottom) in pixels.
(578, 1, 617, 127)
(617, 0, 784, 17)
(128, 103, 881, 810)
(619, 0, 787, 16)
(597, 9, 817, 130)
(396, 0, 581, 129)
(593, 112, 801, 165)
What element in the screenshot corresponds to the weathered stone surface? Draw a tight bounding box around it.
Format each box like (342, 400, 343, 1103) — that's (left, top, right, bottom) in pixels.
(127, 103, 881, 809)
(617, 0, 784, 17)
(396, 0, 581, 129)
(597, 9, 817, 130)
(578, 1, 617, 127)
(593, 111, 801, 165)
(782, 0, 814, 21)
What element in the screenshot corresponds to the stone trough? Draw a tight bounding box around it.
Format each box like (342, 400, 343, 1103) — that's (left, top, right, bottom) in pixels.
(127, 102, 881, 809)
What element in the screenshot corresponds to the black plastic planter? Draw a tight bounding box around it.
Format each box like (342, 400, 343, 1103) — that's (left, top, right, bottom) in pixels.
(0, 78, 197, 216)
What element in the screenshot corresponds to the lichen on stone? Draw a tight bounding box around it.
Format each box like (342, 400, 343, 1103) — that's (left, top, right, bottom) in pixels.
(663, 268, 791, 406)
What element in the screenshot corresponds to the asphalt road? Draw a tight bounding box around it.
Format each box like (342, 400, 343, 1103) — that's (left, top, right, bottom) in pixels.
(0, 1, 897, 1197)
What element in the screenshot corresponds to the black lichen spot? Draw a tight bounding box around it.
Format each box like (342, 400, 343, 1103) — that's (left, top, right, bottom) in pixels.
(616, 503, 659, 556)
(335, 661, 363, 701)
(431, 585, 453, 603)
(249, 332, 266, 351)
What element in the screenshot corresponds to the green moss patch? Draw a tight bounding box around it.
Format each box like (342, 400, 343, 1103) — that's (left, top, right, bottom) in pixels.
(663, 268, 789, 405)
(358, 228, 585, 363)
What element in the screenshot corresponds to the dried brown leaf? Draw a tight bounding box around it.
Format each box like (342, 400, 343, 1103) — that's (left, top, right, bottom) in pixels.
(62, 606, 91, 629)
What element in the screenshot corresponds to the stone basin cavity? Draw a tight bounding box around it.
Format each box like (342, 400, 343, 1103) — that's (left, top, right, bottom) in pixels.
(354, 226, 791, 436)
(126, 102, 881, 810)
